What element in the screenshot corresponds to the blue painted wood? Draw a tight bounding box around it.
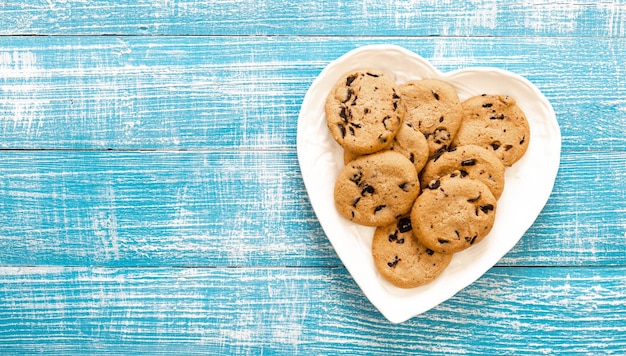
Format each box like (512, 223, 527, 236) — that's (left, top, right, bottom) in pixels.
(1, 0, 625, 37)
(0, 0, 625, 353)
(0, 266, 625, 354)
(0, 36, 624, 151)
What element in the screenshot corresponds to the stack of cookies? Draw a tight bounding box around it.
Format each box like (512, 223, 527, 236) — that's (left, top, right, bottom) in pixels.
(325, 69, 530, 289)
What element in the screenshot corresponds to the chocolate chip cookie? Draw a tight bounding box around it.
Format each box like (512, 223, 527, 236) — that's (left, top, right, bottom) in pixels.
(411, 173, 497, 254)
(334, 150, 419, 227)
(452, 94, 530, 166)
(399, 79, 463, 158)
(325, 69, 404, 155)
(372, 216, 452, 288)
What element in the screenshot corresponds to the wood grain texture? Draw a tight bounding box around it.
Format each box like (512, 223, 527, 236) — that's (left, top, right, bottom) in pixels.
(1, 0, 625, 37)
(0, 150, 624, 267)
(1, 266, 625, 355)
(0, 36, 625, 151)
(1, 0, 625, 352)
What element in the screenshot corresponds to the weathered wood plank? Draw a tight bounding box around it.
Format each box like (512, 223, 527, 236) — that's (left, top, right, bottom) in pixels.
(0, 36, 625, 151)
(0, 150, 623, 267)
(1, 0, 625, 37)
(0, 266, 624, 354)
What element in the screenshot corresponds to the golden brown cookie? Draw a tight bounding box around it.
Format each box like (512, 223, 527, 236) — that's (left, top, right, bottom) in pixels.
(372, 216, 452, 288)
(452, 94, 530, 166)
(334, 151, 419, 227)
(420, 145, 506, 199)
(325, 69, 404, 155)
(399, 79, 463, 158)
(411, 173, 497, 254)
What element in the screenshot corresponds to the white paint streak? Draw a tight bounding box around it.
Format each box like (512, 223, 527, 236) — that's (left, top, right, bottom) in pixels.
(0, 51, 48, 136)
(92, 186, 120, 261)
(524, 2, 583, 34)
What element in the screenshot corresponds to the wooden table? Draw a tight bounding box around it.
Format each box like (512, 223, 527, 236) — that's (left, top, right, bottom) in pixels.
(1, 1, 625, 354)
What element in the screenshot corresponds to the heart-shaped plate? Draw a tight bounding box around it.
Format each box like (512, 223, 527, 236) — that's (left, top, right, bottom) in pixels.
(297, 45, 561, 323)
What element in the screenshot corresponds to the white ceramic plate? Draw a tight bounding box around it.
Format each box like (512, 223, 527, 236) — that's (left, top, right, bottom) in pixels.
(297, 45, 561, 323)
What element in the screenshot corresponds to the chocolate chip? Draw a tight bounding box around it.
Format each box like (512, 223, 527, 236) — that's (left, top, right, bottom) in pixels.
(427, 179, 441, 189)
(341, 89, 353, 103)
(374, 205, 386, 213)
(364, 108, 370, 114)
(438, 238, 449, 244)
(461, 159, 476, 166)
(387, 256, 400, 268)
(352, 197, 360, 207)
(439, 116, 444, 123)
(491, 142, 501, 150)
(432, 147, 448, 162)
(483, 103, 493, 108)
(348, 126, 355, 136)
(432, 91, 440, 100)
(480, 204, 494, 213)
(366, 72, 379, 77)
(498, 114, 505, 120)
(361, 185, 375, 196)
(350, 171, 362, 185)
(398, 182, 411, 192)
(459, 170, 469, 177)
(388, 230, 398, 242)
(467, 193, 481, 203)
(397, 217, 412, 233)
(350, 122, 362, 129)
(409, 153, 415, 163)
(392, 92, 400, 100)
(520, 135, 525, 145)
(433, 128, 450, 142)
(351, 95, 358, 106)
(382, 116, 392, 130)
(339, 107, 349, 122)
(504, 144, 513, 151)
(425, 249, 434, 255)
(346, 75, 357, 86)
(337, 124, 346, 138)
(470, 235, 478, 245)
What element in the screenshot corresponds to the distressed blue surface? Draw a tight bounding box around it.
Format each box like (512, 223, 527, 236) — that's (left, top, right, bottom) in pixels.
(0, 1, 625, 354)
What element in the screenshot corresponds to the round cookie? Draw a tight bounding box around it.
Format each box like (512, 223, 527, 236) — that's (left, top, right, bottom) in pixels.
(420, 144, 506, 199)
(325, 69, 404, 155)
(411, 173, 497, 254)
(399, 79, 463, 158)
(452, 94, 530, 167)
(343, 122, 429, 174)
(372, 216, 452, 288)
(334, 150, 419, 227)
